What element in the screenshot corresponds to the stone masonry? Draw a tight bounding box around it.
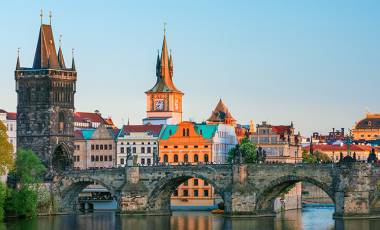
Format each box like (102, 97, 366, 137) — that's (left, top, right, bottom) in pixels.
(52, 163, 380, 219)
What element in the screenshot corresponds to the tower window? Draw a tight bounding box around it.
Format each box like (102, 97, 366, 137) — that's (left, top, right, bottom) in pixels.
(58, 112, 65, 133)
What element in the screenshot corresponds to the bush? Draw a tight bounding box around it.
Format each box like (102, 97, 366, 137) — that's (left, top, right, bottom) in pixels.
(7, 187, 38, 218)
(0, 183, 6, 221)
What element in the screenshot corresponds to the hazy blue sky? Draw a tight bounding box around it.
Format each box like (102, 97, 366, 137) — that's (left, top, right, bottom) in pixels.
(1, 1, 379, 136)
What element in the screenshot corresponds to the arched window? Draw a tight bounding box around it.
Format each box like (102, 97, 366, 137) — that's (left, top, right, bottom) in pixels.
(163, 154, 169, 163)
(204, 154, 209, 163)
(184, 154, 189, 163)
(183, 128, 186, 137)
(58, 112, 65, 133)
(174, 154, 179, 163)
(186, 128, 190, 136)
(194, 154, 199, 162)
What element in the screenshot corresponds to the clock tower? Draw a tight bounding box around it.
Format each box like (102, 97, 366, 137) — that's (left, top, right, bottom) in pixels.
(143, 30, 183, 125)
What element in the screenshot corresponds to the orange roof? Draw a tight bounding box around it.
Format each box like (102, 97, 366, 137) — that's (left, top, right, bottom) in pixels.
(207, 99, 236, 123)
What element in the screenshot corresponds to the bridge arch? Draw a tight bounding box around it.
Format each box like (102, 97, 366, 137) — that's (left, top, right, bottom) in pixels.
(255, 174, 335, 213)
(147, 171, 225, 212)
(55, 175, 118, 212)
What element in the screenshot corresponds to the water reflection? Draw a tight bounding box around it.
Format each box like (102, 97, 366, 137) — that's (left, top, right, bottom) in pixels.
(3, 207, 380, 230)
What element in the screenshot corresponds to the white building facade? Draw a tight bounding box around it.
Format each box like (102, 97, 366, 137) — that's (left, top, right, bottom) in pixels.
(212, 124, 238, 163)
(117, 125, 162, 166)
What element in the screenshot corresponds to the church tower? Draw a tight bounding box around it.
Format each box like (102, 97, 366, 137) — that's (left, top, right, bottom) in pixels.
(143, 30, 183, 125)
(15, 17, 76, 175)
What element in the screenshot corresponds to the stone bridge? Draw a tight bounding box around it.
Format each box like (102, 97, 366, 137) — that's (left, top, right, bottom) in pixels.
(52, 163, 380, 219)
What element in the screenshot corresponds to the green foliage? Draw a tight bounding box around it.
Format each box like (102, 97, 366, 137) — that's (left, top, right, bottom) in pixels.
(0, 183, 6, 221)
(302, 150, 332, 163)
(14, 149, 46, 184)
(228, 137, 257, 163)
(0, 121, 14, 175)
(7, 187, 38, 217)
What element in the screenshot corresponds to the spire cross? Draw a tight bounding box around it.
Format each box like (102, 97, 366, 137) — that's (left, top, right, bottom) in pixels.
(72, 48, 75, 58)
(17, 47, 20, 57)
(163, 22, 167, 34)
(49, 11, 52, 25)
(40, 9, 43, 25)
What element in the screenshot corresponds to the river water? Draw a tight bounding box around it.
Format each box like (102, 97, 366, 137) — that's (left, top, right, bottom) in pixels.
(3, 207, 380, 230)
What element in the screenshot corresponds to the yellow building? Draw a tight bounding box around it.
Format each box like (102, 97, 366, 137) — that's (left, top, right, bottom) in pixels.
(352, 113, 380, 141)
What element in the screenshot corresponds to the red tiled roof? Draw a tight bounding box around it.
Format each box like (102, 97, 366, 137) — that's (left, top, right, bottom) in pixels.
(272, 125, 291, 135)
(303, 144, 374, 152)
(74, 112, 105, 123)
(119, 125, 163, 137)
(6, 112, 16, 120)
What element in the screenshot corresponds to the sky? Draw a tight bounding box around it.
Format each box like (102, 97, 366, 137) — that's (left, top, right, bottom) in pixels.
(0, 1, 379, 136)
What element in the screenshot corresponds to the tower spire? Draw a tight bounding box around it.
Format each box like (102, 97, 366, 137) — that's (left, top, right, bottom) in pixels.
(57, 34, 66, 69)
(160, 23, 169, 79)
(16, 47, 21, 70)
(156, 49, 160, 77)
(71, 48, 76, 71)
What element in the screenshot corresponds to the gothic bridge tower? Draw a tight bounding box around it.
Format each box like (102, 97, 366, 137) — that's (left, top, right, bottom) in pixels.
(15, 18, 77, 176)
(143, 29, 184, 125)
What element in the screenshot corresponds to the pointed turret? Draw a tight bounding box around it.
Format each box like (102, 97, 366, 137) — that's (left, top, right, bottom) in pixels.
(169, 50, 173, 78)
(156, 50, 160, 78)
(146, 30, 182, 94)
(57, 37, 66, 69)
(16, 55, 20, 70)
(71, 57, 76, 71)
(32, 24, 60, 69)
(207, 99, 237, 126)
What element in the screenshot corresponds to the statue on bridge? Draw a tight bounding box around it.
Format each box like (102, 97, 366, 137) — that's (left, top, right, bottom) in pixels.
(367, 148, 378, 163)
(256, 147, 267, 163)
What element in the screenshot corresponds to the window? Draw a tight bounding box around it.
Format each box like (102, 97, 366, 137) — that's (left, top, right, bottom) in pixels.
(100, 145, 103, 150)
(200, 130, 203, 135)
(58, 112, 65, 133)
(91, 155, 95, 162)
(96, 145, 99, 150)
(147, 147, 151, 153)
(194, 179, 199, 186)
(163, 154, 168, 163)
(127, 147, 131, 154)
(174, 190, 178, 196)
(120, 158, 124, 165)
(164, 146, 168, 149)
(184, 154, 189, 163)
(174, 146, 178, 149)
(153, 147, 157, 153)
(186, 128, 190, 136)
(194, 145, 198, 148)
(204, 181, 209, 186)
(204, 154, 209, 162)
(174, 154, 178, 163)
(204, 190, 209, 197)
(194, 190, 199, 197)
(184, 145, 188, 148)
(147, 158, 151, 165)
(204, 145, 208, 148)
(109, 155, 112, 161)
(95, 156, 99, 161)
(105, 144, 108, 150)
(194, 154, 199, 162)
(141, 147, 145, 153)
(133, 147, 136, 153)
(183, 190, 189, 197)
(91, 145, 94, 150)
(109, 145, 112, 150)
(141, 158, 145, 165)
(104, 155, 108, 161)
(142, 142, 144, 145)
(120, 147, 125, 153)
(183, 128, 186, 137)
(100, 155, 103, 161)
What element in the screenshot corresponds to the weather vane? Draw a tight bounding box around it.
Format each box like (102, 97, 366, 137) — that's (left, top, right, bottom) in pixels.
(49, 11, 52, 25)
(40, 9, 43, 25)
(164, 22, 167, 34)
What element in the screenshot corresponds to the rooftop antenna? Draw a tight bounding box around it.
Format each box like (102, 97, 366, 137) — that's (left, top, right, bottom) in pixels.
(49, 11, 52, 25)
(40, 9, 43, 25)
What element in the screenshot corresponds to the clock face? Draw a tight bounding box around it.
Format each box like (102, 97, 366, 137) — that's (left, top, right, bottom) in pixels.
(155, 99, 164, 111)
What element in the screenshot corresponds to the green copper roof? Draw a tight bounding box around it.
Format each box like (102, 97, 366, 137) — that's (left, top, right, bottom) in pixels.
(159, 125, 178, 140)
(159, 124, 218, 140)
(82, 129, 95, 140)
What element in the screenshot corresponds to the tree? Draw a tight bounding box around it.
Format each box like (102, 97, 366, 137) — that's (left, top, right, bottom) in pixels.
(0, 121, 13, 175)
(302, 150, 332, 163)
(0, 183, 6, 221)
(228, 137, 257, 163)
(13, 149, 46, 184)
